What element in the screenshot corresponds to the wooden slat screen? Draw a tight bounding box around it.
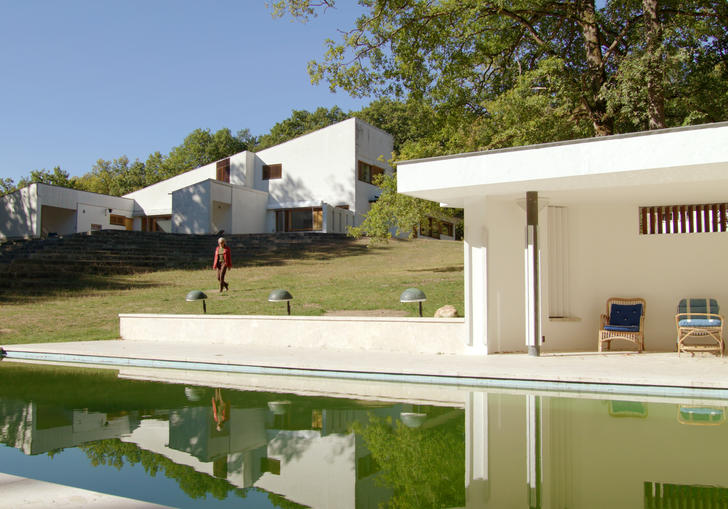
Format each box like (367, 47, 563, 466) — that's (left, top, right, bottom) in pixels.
(640, 203, 728, 235)
(262, 163, 282, 180)
(216, 158, 230, 183)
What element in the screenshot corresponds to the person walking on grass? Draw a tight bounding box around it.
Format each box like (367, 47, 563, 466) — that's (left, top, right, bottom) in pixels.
(213, 237, 231, 293)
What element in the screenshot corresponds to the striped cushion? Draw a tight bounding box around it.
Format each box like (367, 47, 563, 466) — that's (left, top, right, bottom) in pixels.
(677, 298, 720, 315)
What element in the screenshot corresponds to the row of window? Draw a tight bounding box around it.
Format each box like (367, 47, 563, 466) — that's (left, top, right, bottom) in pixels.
(214, 159, 385, 184)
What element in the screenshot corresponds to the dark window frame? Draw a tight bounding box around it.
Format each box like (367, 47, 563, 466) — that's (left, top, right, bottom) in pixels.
(263, 163, 282, 180)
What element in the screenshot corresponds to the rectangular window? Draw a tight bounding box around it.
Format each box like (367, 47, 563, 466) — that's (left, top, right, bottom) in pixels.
(639, 203, 728, 234)
(262, 163, 282, 180)
(216, 158, 230, 183)
(358, 161, 384, 184)
(109, 214, 126, 226)
(275, 208, 324, 232)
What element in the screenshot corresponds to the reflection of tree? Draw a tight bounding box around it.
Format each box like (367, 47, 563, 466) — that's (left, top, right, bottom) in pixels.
(80, 439, 246, 501)
(266, 490, 311, 509)
(354, 415, 465, 509)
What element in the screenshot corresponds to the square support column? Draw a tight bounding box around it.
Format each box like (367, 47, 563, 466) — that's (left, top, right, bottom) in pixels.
(525, 191, 541, 356)
(464, 198, 488, 354)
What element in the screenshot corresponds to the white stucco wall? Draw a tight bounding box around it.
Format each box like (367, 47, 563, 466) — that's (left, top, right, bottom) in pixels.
(355, 118, 394, 223)
(543, 202, 728, 353)
(255, 119, 358, 211)
(231, 185, 268, 234)
(0, 185, 38, 239)
(474, 198, 728, 354)
(171, 181, 212, 234)
(125, 164, 218, 216)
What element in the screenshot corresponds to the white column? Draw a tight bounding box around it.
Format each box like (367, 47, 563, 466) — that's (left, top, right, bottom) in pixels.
(464, 197, 488, 354)
(465, 391, 489, 507)
(526, 394, 543, 509)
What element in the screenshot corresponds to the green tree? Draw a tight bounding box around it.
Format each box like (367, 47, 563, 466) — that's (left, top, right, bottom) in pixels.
(349, 173, 441, 244)
(353, 413, 465, 509)
(161, 128, 249, 180)
(0, 177, 17, 195)
(17, 166, 76, 190)
(271, 0, 728, 137)
(255, 106, 349, 150)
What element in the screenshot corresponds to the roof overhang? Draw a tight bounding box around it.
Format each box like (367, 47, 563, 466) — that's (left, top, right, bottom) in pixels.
(397, 122, 728, 207)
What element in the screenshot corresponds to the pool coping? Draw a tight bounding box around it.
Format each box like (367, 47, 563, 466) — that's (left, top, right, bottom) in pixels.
(4, 340, 728, 400)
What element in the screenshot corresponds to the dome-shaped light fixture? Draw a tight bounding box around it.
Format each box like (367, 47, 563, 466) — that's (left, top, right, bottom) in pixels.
(400, 287, 426, 317)
(268, 289, 293, 315)
(185, 290, 208, 313)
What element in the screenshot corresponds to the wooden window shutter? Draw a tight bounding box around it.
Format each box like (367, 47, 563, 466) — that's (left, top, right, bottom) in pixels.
(216, 158, 230, 183)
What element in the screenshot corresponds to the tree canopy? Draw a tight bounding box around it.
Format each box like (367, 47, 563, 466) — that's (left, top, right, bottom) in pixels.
(271, 0, 728, 146)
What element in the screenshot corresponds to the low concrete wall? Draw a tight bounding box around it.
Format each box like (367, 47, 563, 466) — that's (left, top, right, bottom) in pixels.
(119, 314, 466, 355)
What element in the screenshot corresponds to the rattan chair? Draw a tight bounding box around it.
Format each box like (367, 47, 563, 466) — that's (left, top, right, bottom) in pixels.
(598, 297, 646, 352)
(675, 298, 724, 356)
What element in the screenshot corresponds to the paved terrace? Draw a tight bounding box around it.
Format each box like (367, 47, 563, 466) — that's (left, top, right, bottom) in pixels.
(3, 339, 728, 399)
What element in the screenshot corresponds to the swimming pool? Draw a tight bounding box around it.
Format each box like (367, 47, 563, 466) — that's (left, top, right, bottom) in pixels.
(0, 362, 726, 508)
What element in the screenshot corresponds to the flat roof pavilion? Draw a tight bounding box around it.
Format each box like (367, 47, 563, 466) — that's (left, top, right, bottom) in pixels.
(398, 122, 728, 356)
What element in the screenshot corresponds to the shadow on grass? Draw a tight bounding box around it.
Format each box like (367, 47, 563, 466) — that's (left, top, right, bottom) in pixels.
(407, 265, 464, 273)
(0, 274, 165, 304)
(232, 238, 391, 268)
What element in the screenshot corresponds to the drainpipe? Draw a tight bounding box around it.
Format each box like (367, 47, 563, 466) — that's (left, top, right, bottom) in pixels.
(525, 191, 541, 357)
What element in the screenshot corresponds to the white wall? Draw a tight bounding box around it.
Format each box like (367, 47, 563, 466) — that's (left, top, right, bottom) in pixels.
(543, 202, 728, 353)
(477, 198, 728, 354)
(0, 185, 38, 239)
(355, 118, 394, 223)
(125, 164, 217, 216)
(255, 119, 358, 211)
(171, 181, 211, 234)
(231, 186, 268, 234)
(38, 184, 133, 213)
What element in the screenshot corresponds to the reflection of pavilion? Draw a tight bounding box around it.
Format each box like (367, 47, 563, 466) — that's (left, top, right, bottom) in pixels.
(0, 400, 138, 455)
(465, 391, 728, 509)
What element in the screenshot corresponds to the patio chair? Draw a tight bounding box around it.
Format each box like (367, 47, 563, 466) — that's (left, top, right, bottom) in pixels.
(598, 297, 646, 352)
(675, 298, 724, 356)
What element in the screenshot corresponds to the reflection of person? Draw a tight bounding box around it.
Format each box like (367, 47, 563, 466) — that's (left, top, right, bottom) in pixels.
(212, 388, 230, 431)
(213, 237, 232, 293)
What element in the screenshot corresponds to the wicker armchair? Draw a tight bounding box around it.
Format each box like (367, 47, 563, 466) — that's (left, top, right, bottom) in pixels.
(598, 297, 646, 352)
(675, 298, 724, 356)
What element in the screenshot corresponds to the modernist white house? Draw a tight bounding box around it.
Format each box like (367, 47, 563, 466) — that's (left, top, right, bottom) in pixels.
(398, 121, 728, 355)
(0, 118, 394, 239)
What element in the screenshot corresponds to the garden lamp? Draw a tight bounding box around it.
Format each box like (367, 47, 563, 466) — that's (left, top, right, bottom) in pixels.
(186, 290, 208, 313)
(400, 287, 426, 317)
(268, 289, 293, 315)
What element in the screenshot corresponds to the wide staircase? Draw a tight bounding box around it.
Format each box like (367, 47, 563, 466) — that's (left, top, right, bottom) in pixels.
(0, 230, 356, 289)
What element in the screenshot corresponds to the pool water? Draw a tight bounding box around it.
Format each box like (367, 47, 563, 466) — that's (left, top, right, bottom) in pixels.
(0, 362, 727, 508)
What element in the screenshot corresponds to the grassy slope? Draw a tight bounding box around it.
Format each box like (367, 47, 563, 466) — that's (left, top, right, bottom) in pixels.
(0, 239, 463, 344)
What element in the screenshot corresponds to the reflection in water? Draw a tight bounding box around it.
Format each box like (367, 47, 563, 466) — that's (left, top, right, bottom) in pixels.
(1, 363, 728, 508)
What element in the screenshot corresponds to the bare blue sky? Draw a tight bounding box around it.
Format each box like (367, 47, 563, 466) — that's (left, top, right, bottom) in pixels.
(0, 1, 367, 182)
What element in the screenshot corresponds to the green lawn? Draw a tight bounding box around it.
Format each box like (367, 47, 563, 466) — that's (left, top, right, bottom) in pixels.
(0, 239, 464, 345)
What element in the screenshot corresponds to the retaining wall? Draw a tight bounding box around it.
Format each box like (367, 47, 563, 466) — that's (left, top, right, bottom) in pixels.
(119, 314, 466, 355)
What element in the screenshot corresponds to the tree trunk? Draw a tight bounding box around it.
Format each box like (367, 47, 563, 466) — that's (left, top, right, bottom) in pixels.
(644, 0, 666, 129)
(578, 0, 613, 136)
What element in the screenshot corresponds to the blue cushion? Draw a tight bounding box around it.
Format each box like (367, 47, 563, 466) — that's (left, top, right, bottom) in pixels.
(609, 303, 642, 328)
(604, 325, 640, 332)
(677, 298, 720, 314)
(678, 318, 722, 327)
